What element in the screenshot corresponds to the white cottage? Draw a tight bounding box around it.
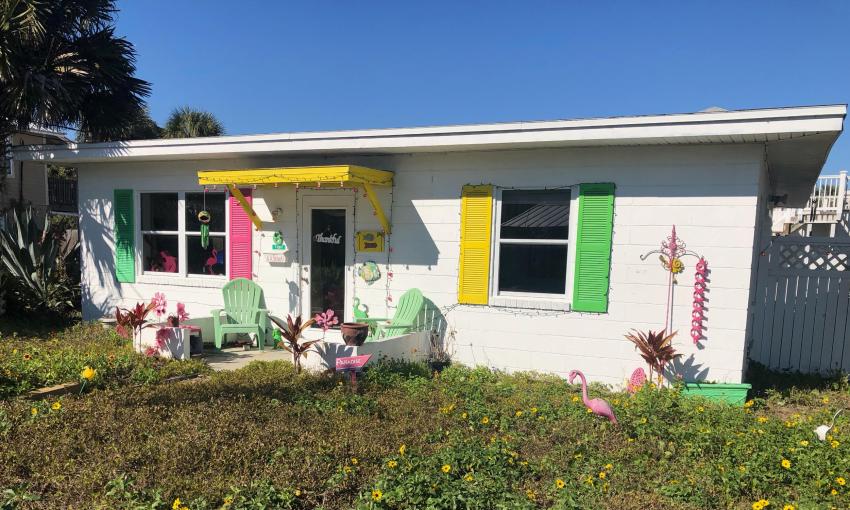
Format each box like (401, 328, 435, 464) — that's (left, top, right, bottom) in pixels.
(14, 105, 846, 384)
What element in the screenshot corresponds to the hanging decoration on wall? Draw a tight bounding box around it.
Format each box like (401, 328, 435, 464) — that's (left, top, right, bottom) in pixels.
(358, 261, 381, 284)
(198, 189, 211, 249)
(639, 226, 709, 343)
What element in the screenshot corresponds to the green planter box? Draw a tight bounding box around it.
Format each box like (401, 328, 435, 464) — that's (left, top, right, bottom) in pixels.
(682, 382, 752, 405)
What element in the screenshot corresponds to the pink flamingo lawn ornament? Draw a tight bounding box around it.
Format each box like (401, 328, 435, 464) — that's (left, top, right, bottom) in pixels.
(568, 370, 618, 425)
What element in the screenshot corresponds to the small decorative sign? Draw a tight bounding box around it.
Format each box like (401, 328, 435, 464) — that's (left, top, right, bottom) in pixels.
(272, 231, 288, 252)
(336, 354, 372, 372)
(265, 253, 287, 264)
(314, 232, 342, 244)
(356, 230, 384, 252)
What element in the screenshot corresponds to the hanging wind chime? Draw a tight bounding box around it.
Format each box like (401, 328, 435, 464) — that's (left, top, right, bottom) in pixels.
(198, 188, 212, 249)
(639, 226, 709, 344)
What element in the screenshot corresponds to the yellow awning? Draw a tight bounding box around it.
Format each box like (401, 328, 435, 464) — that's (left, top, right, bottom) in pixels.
(197, 165, 393, 186)
(197, 165, 393, 233)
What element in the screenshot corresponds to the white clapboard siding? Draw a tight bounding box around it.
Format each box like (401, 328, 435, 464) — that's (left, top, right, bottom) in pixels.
(749, 237, 850, 374)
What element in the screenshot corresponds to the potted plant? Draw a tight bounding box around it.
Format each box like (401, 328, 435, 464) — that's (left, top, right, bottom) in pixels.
(680, 381, 752, 405)
(428, 331, 451, 373)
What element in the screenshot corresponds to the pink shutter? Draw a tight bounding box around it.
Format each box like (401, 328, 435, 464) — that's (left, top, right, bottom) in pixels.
(229, 189, 253, 280)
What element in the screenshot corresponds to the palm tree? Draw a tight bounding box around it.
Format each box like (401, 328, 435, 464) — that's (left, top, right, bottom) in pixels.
(162, 107, 224, 138)
(0, 0, 151, 142)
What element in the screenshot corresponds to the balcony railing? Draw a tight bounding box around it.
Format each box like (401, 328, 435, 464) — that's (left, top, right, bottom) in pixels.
(801, 171, 848, 223)
(48, 177, 77, 213)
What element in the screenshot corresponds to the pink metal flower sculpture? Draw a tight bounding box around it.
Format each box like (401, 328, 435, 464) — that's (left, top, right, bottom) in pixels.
(569, 370, 618, 425)
(176, 302, 189, 323)
(314, 309, 339, 332)
(152, 292, 167, 317)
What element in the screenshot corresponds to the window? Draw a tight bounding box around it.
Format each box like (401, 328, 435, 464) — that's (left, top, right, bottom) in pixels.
(140, 191, 227, 276)
(493, 189, 571, 297)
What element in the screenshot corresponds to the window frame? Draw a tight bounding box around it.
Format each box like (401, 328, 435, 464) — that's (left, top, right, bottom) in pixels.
(136, 190, 229, 279)
(489, 186, 579, 309)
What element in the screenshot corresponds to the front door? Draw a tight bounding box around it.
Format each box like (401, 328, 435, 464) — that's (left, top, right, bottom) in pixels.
(301, 195, 354, 324)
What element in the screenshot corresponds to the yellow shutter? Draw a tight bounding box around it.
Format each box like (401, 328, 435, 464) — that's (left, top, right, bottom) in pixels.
(458, 185, 493, 305)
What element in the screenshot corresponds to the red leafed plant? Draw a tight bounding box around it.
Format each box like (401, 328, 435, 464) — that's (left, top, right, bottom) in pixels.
(270, 314, 318, 373)
(624, 329, 681, 387)
(115, 301, 156, 349)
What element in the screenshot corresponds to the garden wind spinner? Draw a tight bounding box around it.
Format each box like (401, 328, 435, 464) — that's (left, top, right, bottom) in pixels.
(640, 226, 709, 344)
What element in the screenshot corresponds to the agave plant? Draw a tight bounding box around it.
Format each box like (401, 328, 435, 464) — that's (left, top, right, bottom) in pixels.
(624, 329, 681, 386)
(270, 314, 318, 373)
(0, 207, 78, 313)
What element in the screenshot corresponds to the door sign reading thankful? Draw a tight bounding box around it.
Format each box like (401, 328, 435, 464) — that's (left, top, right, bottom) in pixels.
(314, 232, 342, 244)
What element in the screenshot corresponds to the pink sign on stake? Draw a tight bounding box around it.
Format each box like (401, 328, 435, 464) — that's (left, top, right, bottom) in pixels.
(336, 354, 372, 372)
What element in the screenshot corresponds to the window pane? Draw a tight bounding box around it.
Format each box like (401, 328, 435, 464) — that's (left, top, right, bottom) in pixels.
(187, 236, 226, 276)
(500, 189, 570, 240)
(140, 193, 178, 231)
(142, 234, 179, 273)
(186, 192, 226, 232)
(498, 244, 567, 294)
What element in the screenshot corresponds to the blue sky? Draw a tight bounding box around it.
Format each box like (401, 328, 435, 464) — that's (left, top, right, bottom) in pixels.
(116, 1, 850, 171)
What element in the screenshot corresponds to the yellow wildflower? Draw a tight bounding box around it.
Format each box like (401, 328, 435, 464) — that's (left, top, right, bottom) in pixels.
(294, 489, 301, 497)
(555, 478, 566, 489)
(530, 407, 538, 414)
(515, 410, 523, 417)
(223, 496, 233, 506)
(464, 473, 474, 482)
(598, 471, 607, 479)
(30, 408, 38, 416)
(371, 489, 382, 502)
(571, 395, 580, 403)
(525, 489, 535, 500)
(481, 416, 489, 425)
(343, 466, 352, 474)
(783, 505, 795, 510)
(586, 408, 592, 414)
(837, 477, 846, 486)
(822, 396, 830, 404)
(627, 438, 635, 443)
(831, 489, 838, 496)
(461, 412, 468, 419)
(738, 466, 746, 473)
(744, 400, 754, 408)
(442, 464, 451, 473)
(350, 457, 358, 465)
(172, 499, 182, 510)
(697, 406, 704, 413)
(604, 463, 613, 470)
(399, 444, 406, 456)
(781, 459, 791, 469)
(640, 417, 647, 424)
(81, 366, 96, 380)
(832, 440, 840, 449)
(758, 416, 768, 423)
(51, 401, 61, 411)
(800, 440, 809, 447)
(752, 499, 769, 510)
(387, 460, 397, 469)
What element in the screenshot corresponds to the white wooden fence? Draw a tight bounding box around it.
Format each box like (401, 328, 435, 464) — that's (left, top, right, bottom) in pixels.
(749, 237, 850, 374)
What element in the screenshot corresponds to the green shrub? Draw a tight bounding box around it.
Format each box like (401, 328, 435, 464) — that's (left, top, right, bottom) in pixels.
(0, 322, 210, 398)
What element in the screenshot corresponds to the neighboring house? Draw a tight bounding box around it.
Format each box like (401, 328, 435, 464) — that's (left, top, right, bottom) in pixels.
(2, 127, 75, 222)
(13, 104, 846, 384)
(771, 171, 849, 239)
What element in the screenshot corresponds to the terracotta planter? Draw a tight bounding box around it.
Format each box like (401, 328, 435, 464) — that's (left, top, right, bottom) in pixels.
(341, 322, 370, 346)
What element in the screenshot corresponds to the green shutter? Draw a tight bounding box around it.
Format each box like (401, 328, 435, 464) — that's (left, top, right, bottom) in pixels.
(572, 183, 615, 313)
(113, 189, 135, 283)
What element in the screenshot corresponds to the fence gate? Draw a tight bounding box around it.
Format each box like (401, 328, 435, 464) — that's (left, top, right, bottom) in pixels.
(749, 237, 850, 374)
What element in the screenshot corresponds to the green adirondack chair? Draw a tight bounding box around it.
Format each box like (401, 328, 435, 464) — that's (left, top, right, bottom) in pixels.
(211, 278, 269, 350)
(362, 288, 425, 340)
